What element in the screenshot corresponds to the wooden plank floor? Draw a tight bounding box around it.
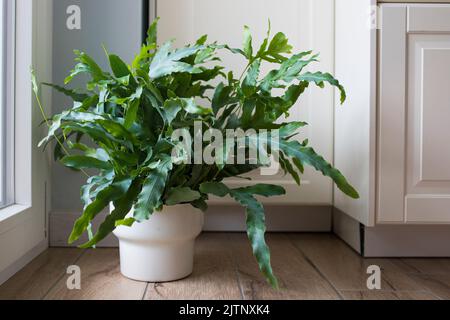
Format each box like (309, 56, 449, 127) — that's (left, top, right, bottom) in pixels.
(1, 233, 449, 300)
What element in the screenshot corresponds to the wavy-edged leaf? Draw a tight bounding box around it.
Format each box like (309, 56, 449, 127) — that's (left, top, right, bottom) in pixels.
(65, 51, 108, 84)
(81, 172, 114, 209)
(38, 111, 69, 148)
(31, 70, 39, 95)
(243, 134, 359, 199)
(191, 198, 208, 211)
(268, 32, 292, 53)
(243, 25, 253, 59)
(132, 43, 156, 70)
(38, 110, 108, 148)
(261, 32, 293, 63)
(109, 54, 131, 78)
(281, 81, 310, 109)
(280, 139, 358, 198)
(278, 121, 308, 138)
(292, 157, 304, 174)
(165, 187, 201, 206)
(199, 182, 230, 198)
(256, 20, 271, 59)
(242, 60, 261, 97)
(146, 17, 160, 46)
(59, 122, 120, 149)
(69, 178, 132, 244)
(80, 178, 141, 248)
(229, 189, 278, 288)
(163, 99, 182, 125)
(212, 83, 235, 114)
(61, 155, 112, 171)
(42, 83, 89, 102)
(279, 153, 300, 185)
(124, 99, 140, 129)
(115, 218, 136, 227)
(194, 46, 216, 65)
(261, 52, 316, 91)
(298, 71, 346, 104)
(97, 119, 137, 147)
(180, 98, 211, 115)
(241, 98, 257, 126)
(133, 157, 172, 222)
(149, 42, 203, 79)
(236, 184, 286, 197)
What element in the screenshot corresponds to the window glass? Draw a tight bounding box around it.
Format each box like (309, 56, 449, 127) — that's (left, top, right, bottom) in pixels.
(0, 0, 14, 209)
(0, 0, 6, 207)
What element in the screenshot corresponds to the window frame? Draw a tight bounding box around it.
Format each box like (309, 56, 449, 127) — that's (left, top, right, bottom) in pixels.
(0, 0, 15, 210)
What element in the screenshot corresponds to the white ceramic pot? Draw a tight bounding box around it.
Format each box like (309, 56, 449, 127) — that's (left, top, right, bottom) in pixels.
(112, 204, 204, 282)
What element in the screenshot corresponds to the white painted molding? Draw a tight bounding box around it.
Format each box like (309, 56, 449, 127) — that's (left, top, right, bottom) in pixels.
(364, 226, 450, 257)
(334, 210, 450, 257)
(332, 208, 362, 254)
(50, 206, 333, 247)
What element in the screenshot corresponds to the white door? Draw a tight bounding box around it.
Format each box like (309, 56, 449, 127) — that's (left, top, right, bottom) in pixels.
(153, 0, 336, 205)
(378, 4, 450, 224)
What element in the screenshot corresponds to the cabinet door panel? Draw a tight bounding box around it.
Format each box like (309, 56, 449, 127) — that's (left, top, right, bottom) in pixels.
(408, 5, 450, 32)
(156, 0, 335, 204)
(379, 4, 450, 224)
(408, 36, 450, 185)
(406, 35, 450, 223)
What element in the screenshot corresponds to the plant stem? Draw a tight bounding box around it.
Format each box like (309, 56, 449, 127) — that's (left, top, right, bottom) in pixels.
(34, 89, 91, 179)
(238, 61, 252, 83)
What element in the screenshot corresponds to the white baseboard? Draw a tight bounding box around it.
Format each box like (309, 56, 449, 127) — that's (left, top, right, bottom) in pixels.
(204, 205, 332, 232)
(50, 205, 332, 247)
(333, 210, 450, 257)
(0, 239, 48, 286)
(364, 225, 450, 257)
(332, 208, 362, 254)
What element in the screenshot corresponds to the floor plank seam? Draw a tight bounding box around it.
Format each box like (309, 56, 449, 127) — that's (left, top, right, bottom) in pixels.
(339, 289, 442, 300)
(426, 290, 444, 301)
(288, 235, 344, 300)
(399, 260, 423, 274)
(381, 274, 396, 291)
(416, 274, 450, 299)
(341, 289, 434, 293)
(141, 282, 149, 300)
(40, 250, 86, 300)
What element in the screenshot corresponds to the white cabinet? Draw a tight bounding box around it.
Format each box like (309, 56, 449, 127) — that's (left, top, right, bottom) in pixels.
(334, 0, 377, 226)
(379, 4, 450, 224)
(335, 2, 450, 226)
(155, 0, 336, 205)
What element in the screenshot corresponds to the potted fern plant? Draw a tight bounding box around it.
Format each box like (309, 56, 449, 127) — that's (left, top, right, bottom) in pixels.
(34, 20, 358, 288)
